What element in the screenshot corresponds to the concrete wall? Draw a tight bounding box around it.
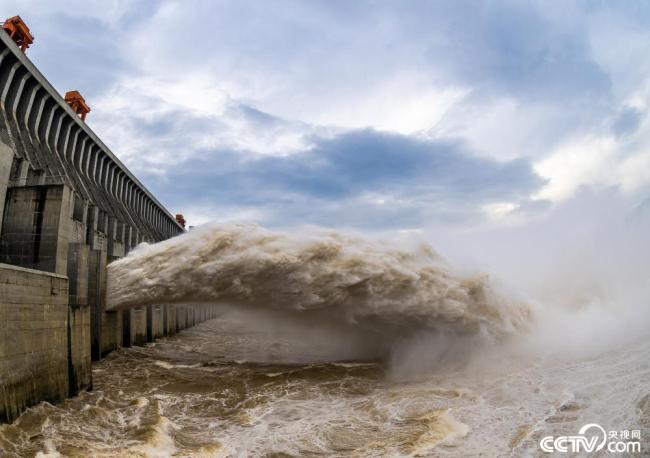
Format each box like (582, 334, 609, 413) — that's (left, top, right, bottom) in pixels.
(148, 305, 165, 340)
(101, 311, 121, 357)
(0, 185, 72, 274)
(166, 305, 177, 336)
(0, 143, 12, 231)
(0, 29, 222, 424)
(0, 152, 220, 425)
(68, 304, 92, 395)
(176, 305, 188, 332)
(130, 307, 147, 346)
(0, 264, 72, 422)
(67, 243, 88, 307)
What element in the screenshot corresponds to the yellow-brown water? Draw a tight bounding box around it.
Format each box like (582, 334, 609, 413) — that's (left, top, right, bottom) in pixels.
(3, 224, 648, 456)
(1, 310, 648, 457)
(106, 224, 533, 340)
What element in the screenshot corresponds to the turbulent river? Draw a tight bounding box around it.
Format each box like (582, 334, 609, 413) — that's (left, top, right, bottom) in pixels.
(0, 313, 648, 457)
(1, 225, 648, 457)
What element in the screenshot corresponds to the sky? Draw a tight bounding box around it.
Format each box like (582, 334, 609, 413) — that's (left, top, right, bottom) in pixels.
(3, 0, 650, 242)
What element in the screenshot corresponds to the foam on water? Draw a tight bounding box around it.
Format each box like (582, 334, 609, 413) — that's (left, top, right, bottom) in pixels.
(1, 317, 648, 457)
(4, 220, 644, 456)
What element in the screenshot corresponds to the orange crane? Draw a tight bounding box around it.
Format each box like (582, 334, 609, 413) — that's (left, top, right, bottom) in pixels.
(64, 90, 91, 121)
(3, 16, 91, 122)
(2, 16, 33, 53)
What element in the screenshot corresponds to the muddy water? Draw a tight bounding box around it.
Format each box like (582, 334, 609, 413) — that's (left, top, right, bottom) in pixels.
(0, 312, 648, 457)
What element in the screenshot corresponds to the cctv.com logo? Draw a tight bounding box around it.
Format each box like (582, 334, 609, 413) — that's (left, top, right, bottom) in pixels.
(540, 423, 642, 454)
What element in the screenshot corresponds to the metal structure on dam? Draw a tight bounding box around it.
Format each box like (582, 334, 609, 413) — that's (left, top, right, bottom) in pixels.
(0, 16, 217, 422)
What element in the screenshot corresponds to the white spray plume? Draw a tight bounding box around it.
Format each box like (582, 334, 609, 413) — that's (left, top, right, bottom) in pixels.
(107, 224, 532, 339)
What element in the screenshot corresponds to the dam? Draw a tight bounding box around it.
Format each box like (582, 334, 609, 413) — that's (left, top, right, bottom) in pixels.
(0, 9, 647, 457)
(0, 16, 217, 422)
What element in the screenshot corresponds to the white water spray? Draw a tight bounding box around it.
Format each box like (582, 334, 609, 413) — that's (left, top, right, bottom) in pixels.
(107, 224, 532, 340)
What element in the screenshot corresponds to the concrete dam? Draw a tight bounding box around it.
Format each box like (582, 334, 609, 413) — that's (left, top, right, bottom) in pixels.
(0, 17, 217, 423)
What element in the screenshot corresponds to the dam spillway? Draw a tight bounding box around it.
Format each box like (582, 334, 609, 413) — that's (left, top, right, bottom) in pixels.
(0, 18, 217, 422)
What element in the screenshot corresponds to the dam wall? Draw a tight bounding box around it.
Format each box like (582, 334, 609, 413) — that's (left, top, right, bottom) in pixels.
(0, 264, 70, 422)
(0, 22, 217, 422)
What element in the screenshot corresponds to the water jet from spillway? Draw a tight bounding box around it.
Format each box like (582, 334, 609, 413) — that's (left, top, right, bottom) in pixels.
(107, 224, 533, 340)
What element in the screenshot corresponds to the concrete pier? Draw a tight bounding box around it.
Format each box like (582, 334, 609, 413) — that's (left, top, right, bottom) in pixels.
(0, 23, 218, 422)
(0, 264, 70, 422)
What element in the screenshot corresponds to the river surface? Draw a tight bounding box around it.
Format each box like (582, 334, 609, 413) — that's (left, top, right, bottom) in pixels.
(0, 311, 648, 457)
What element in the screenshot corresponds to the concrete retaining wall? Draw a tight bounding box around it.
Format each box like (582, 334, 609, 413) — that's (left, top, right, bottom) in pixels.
(131, 307, 147, 346)
(0, 185, 72, 275)
(68, 304, 92, 395)
(0, 170, 221, 424)
(0, 263, 85, 422)
(0, 31, 221, 424)
(100, 311, 121, 356)
(150, 305, 165, 340)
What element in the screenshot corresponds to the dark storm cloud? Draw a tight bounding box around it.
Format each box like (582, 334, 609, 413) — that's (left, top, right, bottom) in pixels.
(142, 129, 546, 228)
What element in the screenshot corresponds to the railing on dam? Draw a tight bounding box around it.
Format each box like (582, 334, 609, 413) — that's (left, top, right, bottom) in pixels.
(0, 29, 183, 243)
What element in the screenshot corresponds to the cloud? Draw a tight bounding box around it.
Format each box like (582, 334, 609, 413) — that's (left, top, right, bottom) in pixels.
(532, 131, 650, 204)
(89, 73, 324, 168)
(612, 107, 644, 137)
(533, 136, 619, 202)
(9, 1, 650, 231)
(2, 0, 142, 94)
(138, 129, 545, 228)
(420, 1, 610, 100)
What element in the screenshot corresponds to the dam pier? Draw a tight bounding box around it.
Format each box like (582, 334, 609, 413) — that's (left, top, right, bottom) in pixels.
(0, 16, 216, 422)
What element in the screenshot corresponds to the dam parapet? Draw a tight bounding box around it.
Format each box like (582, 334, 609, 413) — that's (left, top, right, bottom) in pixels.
(0, 16, 216, 422)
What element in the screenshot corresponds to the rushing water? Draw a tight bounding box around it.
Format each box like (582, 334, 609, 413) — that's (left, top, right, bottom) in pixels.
(2, 224, 648, 457)
(0, 309, 648, 457)
(106, 224, 532, 339)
